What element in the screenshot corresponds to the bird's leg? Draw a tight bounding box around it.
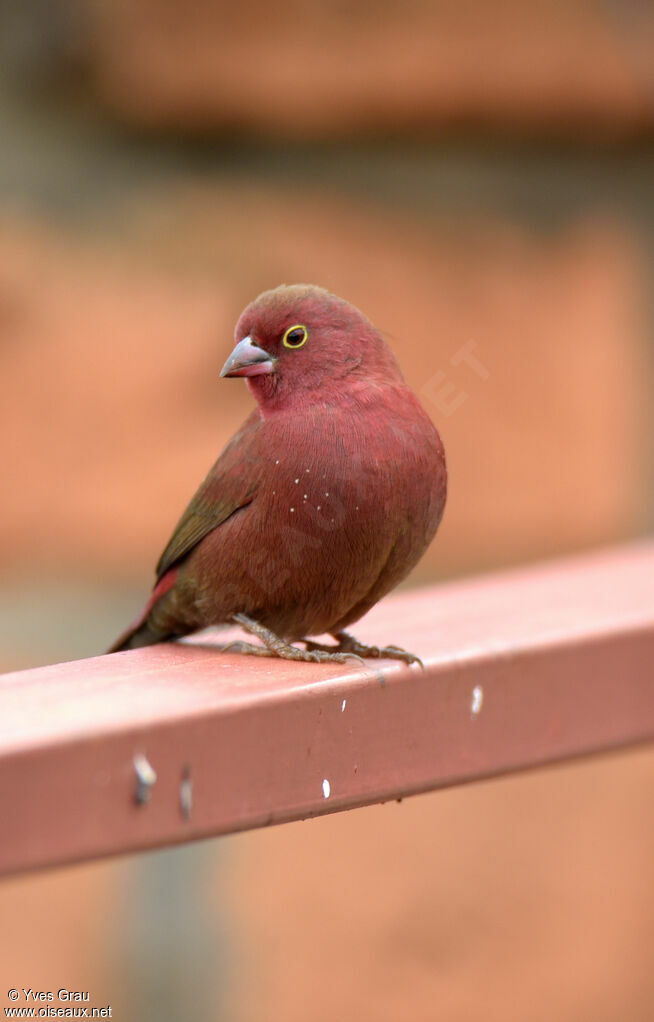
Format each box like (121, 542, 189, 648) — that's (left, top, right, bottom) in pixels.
(304, 630, 424, 668)
(228, 614, 365, 665)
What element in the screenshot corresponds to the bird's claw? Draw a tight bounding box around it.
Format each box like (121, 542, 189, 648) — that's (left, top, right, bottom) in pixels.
(307, 632, 424, 668)
(374, 645, 424, 669)
(305, 649, 366, 665)
(221, 640, 275, 658)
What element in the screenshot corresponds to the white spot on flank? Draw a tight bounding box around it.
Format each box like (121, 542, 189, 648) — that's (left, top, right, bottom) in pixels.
(303, 494, 308, 499)
(290, 507, 295, 512)
(322, 778, 331, 799)
(325, 492, 329, 497)
(306, 468, 310, 473)
(275, 460, 279, 465)
(295, 478, 299, 484)
(317, 505, 321, 510)
(471, 685, 484, 715)
(341, 699, 346, 712)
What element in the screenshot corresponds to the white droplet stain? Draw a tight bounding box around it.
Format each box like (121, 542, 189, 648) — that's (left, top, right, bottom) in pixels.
(325, 492, 329, 497)
(275, 459, 279, 465)
(471, 685, 484, 715)
(322, 778, 331, 799)
(295, 478, 299, 484)
(341, 699, 346, 712)
(306, 468, 310, 473)
(303, 494, 308, 499)
(317, 505, 321, 510)
(290, 507, 295, 513)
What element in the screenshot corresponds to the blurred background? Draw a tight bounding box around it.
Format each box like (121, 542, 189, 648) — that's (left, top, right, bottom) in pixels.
(1, 0, 654, 1019)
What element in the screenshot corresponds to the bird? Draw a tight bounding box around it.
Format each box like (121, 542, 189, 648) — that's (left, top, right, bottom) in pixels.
(109, 284, 447, 664)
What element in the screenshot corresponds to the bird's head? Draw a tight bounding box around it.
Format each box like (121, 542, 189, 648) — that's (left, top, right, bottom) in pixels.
(220, 284, 402, 409)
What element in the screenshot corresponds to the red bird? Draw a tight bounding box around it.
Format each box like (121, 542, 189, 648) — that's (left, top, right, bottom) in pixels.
(109, 285, 446, 664)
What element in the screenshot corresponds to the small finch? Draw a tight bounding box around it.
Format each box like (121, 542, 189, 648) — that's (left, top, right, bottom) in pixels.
(109, 285, 446, 664)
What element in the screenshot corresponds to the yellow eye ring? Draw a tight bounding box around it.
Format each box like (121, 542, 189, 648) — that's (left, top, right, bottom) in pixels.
(282, 324, 308, 349)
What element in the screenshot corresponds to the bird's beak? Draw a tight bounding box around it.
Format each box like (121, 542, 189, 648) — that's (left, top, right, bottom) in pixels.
(220, 336, 275, 378)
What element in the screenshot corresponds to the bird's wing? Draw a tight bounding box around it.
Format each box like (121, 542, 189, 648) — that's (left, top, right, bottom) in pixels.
(155, 411, 262, 580)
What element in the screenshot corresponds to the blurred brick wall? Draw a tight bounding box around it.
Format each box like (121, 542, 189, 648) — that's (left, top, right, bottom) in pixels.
(87, 0, 654, 136)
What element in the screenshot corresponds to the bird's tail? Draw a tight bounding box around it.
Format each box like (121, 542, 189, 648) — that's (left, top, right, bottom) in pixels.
(107, 618, 172, 653)
(107, 568, 181, 653)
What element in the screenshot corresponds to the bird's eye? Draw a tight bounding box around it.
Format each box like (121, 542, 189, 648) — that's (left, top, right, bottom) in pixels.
(282, 324, 308, 349)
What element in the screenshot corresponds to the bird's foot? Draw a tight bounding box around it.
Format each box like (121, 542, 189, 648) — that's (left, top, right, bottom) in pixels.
(305, 630, 424, 668)
(230, 614, 365, 665)
(220, 640, 281, 658)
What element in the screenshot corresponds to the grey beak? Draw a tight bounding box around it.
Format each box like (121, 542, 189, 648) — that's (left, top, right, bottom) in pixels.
(220, 335, 275, 378)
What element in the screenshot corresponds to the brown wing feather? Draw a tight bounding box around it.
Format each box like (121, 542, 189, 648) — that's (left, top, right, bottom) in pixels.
(155, 411, 261, 579)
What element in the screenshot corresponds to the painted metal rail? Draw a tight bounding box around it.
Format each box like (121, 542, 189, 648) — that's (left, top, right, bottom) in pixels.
(1, 542, 653, 877)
